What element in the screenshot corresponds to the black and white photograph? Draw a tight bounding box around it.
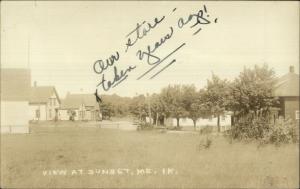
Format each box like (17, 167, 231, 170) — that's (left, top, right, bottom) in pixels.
(1, 1, 299, 188)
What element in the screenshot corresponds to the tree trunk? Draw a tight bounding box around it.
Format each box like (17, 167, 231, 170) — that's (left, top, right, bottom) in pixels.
(176, 117, 180, 127)
(217, 115, 220, 132)
(193, 119, 196, 130)
(156, 113, 159, 127)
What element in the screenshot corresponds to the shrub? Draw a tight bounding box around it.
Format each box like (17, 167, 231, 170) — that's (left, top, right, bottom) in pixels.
(231, 116, 299, 144)
(231, 116, 270, 140)
(262, 118, 299, 145)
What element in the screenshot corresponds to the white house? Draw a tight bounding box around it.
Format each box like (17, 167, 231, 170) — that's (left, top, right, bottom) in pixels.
(29, 83, 60, 121)
(1, 69, 31, 133)
(59, 93, 101, 121)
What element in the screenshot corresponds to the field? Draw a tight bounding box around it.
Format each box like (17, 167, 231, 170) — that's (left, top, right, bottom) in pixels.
(1, 121, 299, 188)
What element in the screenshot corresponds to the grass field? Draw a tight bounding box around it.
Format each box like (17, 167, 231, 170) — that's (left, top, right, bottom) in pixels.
(1, 121, 299, 188)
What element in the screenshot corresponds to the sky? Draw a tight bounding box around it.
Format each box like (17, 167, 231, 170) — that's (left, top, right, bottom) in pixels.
(1, 1, 299, 98)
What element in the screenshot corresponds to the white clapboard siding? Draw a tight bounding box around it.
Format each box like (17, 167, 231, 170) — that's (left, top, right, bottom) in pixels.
(1, 101, 30, 133)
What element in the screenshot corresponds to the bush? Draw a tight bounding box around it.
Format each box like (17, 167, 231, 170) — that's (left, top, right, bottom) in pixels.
(262, 118, 299, 145)
(231, 116, 299, 144)
(231, 116, 269, 140)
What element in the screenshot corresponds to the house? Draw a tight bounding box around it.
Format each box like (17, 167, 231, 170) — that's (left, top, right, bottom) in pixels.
(165, 112, 232, 131)
(273, 66, 299, 120)
(58, 93, 101, 121)
(1, 69, 31, 133)
(29, 82, 61, 121)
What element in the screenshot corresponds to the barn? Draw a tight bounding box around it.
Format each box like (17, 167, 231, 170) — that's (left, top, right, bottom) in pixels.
(1, 69, 31, 133)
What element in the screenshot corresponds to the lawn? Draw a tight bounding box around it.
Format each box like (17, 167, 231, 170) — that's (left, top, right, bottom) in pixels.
(1, 121, 299, 188)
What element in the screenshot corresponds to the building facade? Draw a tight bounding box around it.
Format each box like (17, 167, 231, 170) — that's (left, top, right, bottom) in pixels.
(273, 66, 299, 120)
(1, 69, 31, 133)
(58, 93, 101, 121)
(29, 84, 60, 121)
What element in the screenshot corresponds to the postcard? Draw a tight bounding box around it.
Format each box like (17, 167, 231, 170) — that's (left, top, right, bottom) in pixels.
(1, 1, 299, 188)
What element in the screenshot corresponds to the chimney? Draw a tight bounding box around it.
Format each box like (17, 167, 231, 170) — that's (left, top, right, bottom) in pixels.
(289, 66, 294, 73)
(34, 81, 37, 87)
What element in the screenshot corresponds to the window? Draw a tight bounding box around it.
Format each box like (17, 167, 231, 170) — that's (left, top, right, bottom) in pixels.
(35, 109, 40, 118)
(296, 110, 299, 120)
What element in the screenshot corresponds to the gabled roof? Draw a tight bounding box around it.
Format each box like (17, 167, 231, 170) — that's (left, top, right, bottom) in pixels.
(273, 72, 299, 97)
(1, 69, 31, 101)
(30, 86, 61, 104)
(60, 93, 99, 110)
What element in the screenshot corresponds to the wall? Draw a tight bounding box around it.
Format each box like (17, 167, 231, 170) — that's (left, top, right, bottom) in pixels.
(85, 110, 92, 120)
(1, 101, 29, 133)
(46, 92, 60, 120)
(284, 97, 299, 120)
(29, 104, 47, 120)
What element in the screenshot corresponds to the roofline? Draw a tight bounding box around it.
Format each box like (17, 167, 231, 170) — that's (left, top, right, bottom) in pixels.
(29, 102, 47, 105)
(53, 87, 61, 104)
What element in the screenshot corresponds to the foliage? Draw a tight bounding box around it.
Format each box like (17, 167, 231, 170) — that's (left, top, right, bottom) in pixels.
(262, 118, 299, 145)
(150, 93, 166, 125)
(129, 95, 148, 121)
(202, 74, 230, 131)
(231, 116, 299, 144)
(182, 86, 210, 129)
(231, 116, 270, 140)
(100, 102, 114, 120)
(228, 64, 278, 118)
(99, 94, 132, 118)
(160, 85, 189, 127)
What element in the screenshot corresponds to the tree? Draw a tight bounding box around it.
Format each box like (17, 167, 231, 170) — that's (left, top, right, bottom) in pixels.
(101, 94, 132, 117)
(150, 93, 166, 126)
(100, 102, 114, 120)
(188, 89, 211, 130)
(203, 74, 230, 132)
(181, 85, 202, 130)
(160, 85, 188, 128)
(228, 64, 278, 121)
(129, 94, 148, 121)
